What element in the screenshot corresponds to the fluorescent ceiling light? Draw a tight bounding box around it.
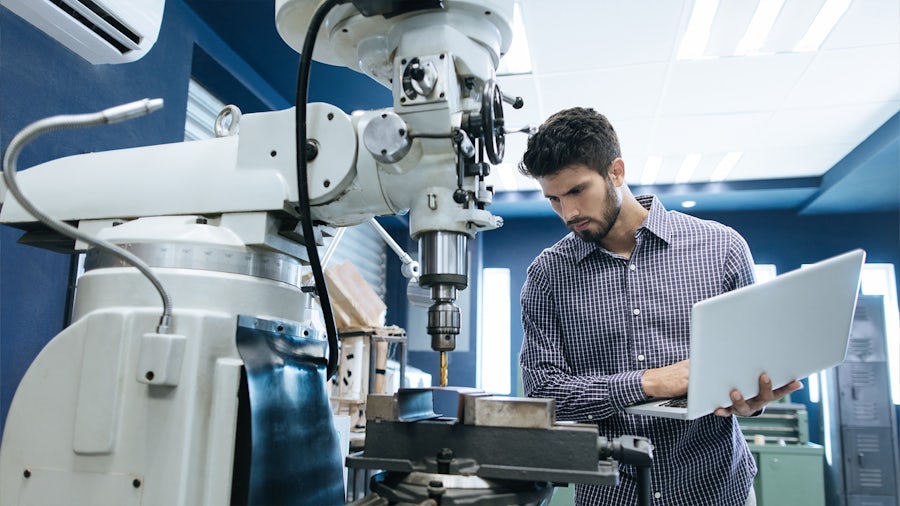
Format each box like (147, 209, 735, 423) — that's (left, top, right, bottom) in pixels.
(497, 1, 532, 75)
(794, 0, 852, 52)
(677, 0, 719, 60)
(734, 0, 785, 56)
(641, 156, 663, 185)
(674, 153, 702, 184)
(710, 152, 743, 181)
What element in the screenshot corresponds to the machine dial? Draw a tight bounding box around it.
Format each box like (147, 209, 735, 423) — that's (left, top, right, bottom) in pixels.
(402, 57, 438, 100)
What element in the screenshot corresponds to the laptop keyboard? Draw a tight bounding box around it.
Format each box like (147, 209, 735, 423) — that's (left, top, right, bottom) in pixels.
(661, 396, 688, 408)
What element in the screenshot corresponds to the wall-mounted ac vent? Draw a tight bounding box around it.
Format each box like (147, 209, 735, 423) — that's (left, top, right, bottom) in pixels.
(0, 0, 165, 64)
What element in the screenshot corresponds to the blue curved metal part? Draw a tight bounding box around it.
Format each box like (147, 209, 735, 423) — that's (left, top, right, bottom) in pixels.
(236, 315, 345, 505)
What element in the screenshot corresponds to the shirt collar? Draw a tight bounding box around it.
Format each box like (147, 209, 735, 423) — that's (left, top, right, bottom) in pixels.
(637, 194, 672, 244)
(569, 194, 672, 263)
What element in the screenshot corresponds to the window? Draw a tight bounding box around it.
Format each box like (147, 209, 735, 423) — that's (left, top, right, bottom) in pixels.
(185, 78, 225, 141)
(478, 268, 511, 394)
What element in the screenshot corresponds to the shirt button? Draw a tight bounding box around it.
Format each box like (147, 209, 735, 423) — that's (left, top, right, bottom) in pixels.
(633, 308, 641, 316)
(637, 354, 645, 362)
(587, 414, 593, 420)
(629, 263, 636, 271)
(654, 492, 662, 499)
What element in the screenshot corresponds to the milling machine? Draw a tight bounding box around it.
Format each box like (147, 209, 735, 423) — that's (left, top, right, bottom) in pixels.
(0, 1, 652, 504)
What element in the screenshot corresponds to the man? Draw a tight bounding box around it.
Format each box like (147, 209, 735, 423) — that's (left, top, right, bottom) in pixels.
(517, 107, 802, 506)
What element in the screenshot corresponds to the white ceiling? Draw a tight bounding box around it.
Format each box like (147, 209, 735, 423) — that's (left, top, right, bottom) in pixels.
(489, 0, 900, 193)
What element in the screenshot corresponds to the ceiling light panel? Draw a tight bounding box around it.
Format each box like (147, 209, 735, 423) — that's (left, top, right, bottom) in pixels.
(677, 0, 720, 60)
(795, 0, 852, 52)
(705, 0, 758, 57)
(674, 153, 703, 183)
(710, 152, 743, 181)
(734, 0, 786, 56)
(761, 0, 822, 54)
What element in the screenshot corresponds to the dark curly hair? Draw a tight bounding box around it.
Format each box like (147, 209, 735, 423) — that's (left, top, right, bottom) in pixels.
(518, 107, 621, 178)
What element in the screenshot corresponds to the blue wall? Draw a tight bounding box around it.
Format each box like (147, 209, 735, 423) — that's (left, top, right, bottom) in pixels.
(0, 0, 389, 436)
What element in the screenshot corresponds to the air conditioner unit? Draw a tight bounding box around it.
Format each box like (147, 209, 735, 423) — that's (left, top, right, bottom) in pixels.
(1, 0, 165, 64)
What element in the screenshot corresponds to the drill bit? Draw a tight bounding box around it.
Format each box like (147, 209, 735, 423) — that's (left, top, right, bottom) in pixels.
(440, 351, 448, 387)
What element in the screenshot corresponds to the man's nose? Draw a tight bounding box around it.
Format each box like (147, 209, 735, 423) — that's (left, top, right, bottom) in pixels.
(561, 199, 580, 222)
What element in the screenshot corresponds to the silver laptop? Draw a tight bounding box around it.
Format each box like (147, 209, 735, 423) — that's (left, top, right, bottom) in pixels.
(625, 249, 865, 420)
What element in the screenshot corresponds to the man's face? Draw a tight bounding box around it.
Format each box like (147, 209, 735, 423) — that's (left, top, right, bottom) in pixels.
(538, 163, 622, 244)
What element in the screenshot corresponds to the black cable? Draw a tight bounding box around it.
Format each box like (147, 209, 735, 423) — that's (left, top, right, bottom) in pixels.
(295, 0, 343, 380)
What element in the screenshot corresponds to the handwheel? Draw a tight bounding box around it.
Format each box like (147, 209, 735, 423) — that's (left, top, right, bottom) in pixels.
(481, 80, 505, 164)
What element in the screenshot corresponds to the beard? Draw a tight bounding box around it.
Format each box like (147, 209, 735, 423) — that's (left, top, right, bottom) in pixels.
(568, 179, 622, 244)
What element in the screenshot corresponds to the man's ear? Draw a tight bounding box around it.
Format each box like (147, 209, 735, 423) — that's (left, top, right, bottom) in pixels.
(609, 158, 626, 186)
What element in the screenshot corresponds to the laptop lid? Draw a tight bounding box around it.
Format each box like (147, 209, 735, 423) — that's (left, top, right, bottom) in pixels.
(681, 248, 865, 419)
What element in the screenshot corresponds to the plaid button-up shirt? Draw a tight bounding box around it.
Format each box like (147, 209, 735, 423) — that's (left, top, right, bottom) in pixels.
(520, 195, 757, 505)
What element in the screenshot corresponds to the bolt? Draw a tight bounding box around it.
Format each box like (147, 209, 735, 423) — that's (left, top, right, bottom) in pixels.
(436, 447, 453, 474)
(132, 478, 141, 488)
(23, 469, 31, 478)
(305, 141, 319, 162)
(145, 371, 155, 381)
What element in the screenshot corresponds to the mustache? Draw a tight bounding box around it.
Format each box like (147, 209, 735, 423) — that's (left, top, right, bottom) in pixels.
(566, 218, 591, 227)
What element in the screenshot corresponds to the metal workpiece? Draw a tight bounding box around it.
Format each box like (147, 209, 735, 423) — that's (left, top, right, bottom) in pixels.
(363, 111, 412, 164)
(463, 396, 556, 429)
(366, 390, 443, 423)
(350, 388, 619, 487)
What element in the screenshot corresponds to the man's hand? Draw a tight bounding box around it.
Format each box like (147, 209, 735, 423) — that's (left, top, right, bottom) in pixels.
(713, 373, 803, 417)
(641, 359, 690, 398)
